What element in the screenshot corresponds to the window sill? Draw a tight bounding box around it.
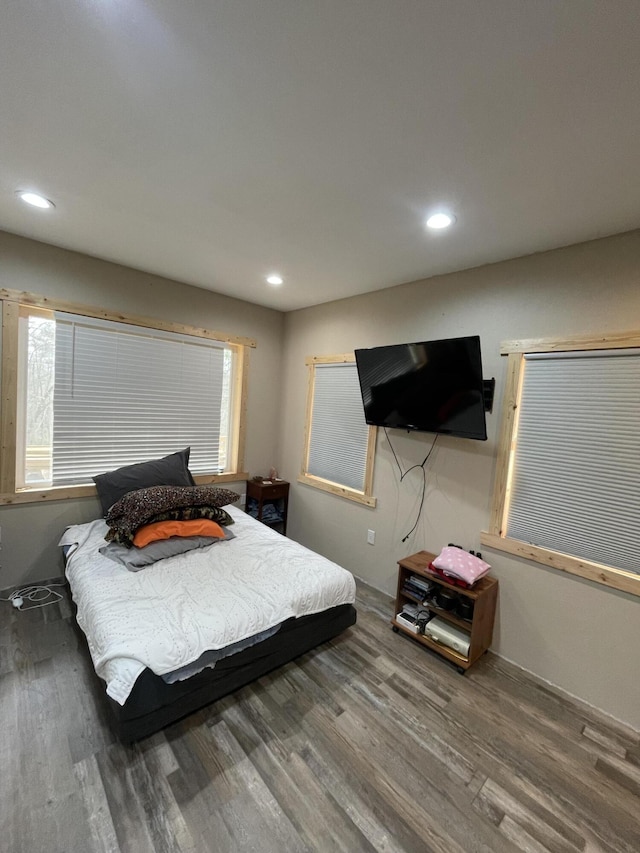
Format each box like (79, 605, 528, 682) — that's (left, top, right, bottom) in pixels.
(298, 473, 376, 507)
(480, 532, 640, 598)
(192, 472, 249, 486)
(1, 471, 249, 506)
(2, 484, 98, 505)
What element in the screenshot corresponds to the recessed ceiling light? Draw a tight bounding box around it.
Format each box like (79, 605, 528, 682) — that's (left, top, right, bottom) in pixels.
(266, 274, 284, 286)
(17, 191, 55, 209)
(426, 212, 455, 230)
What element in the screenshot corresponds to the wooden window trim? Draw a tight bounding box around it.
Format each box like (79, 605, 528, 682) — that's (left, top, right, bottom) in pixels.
(481, 331, 640, 598)
(298, 354, 377, 508)
(0, 290, 253, 505)
(0, 288, 257, 349)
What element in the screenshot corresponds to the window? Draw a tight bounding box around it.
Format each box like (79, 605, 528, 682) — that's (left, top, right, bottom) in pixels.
(299, 355, 377, 506)
(1, 291, 253, 502)
(482, 332, 640, 597)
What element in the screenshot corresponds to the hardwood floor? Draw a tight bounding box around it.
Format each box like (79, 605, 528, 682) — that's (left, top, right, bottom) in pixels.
(1, 579, 639, 853)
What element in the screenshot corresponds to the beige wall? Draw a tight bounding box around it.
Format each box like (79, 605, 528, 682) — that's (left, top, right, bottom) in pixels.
(279, 229, 640, 729)
(0, 231, 284, 588)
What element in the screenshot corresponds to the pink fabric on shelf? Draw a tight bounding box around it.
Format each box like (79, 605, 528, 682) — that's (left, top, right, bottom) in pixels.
(432, 546, 491, 585)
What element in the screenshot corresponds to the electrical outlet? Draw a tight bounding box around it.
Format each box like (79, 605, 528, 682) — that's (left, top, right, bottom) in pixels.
(367, 529, 375, 546)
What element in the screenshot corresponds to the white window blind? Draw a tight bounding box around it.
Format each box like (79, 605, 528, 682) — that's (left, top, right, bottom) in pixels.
(307, 362, 370, 492)
(52, 313, 227, 485)
(506, 349, 640, 574)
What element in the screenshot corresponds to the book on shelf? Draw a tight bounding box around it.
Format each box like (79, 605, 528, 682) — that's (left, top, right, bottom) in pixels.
(402, 586, 430, 605)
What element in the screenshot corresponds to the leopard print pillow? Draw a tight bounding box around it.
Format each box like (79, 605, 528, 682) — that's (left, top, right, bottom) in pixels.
(105, 485, 239, 547)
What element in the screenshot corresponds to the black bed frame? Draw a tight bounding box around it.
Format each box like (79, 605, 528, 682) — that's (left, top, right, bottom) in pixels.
(106, 603, 357, 742)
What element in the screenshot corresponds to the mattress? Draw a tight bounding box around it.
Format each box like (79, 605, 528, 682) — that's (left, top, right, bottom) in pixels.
(60, 505, 356, 704)
(110, 603, 357, 742)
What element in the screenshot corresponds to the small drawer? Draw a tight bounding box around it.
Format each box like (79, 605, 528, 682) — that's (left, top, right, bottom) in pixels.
(260, 483, 288, 500)
(247, 481, 289, 501)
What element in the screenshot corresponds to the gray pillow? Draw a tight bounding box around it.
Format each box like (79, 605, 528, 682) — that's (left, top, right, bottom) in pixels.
(93, 448, 195, 515)
(99, 526, 235, 571)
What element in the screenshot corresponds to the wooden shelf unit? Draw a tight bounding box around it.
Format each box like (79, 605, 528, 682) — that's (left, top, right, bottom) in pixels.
(246, 479, 289, 536)
(392, 550, 498, 672)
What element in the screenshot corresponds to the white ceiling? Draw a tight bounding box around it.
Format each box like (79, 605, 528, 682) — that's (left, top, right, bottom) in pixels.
(1, 1, 639, 312)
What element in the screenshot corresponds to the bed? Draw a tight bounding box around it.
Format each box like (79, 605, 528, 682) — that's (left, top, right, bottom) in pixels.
(60, 505, 357, 742)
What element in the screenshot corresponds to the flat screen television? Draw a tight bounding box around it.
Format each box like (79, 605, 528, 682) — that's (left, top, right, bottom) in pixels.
(354, 335, 488, 440)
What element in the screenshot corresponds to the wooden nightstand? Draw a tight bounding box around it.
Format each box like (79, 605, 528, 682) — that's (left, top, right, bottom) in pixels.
(245, 479, 289, 536)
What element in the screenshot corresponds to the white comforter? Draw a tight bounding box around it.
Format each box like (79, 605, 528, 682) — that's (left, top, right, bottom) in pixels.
(60, 506, 356, 704)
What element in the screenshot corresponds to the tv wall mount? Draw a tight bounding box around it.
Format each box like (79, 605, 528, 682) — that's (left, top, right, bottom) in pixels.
(483, 378, 495, 413)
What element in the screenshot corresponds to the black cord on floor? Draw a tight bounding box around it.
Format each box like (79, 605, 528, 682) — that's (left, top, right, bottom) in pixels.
(384, 428, 438, 542)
